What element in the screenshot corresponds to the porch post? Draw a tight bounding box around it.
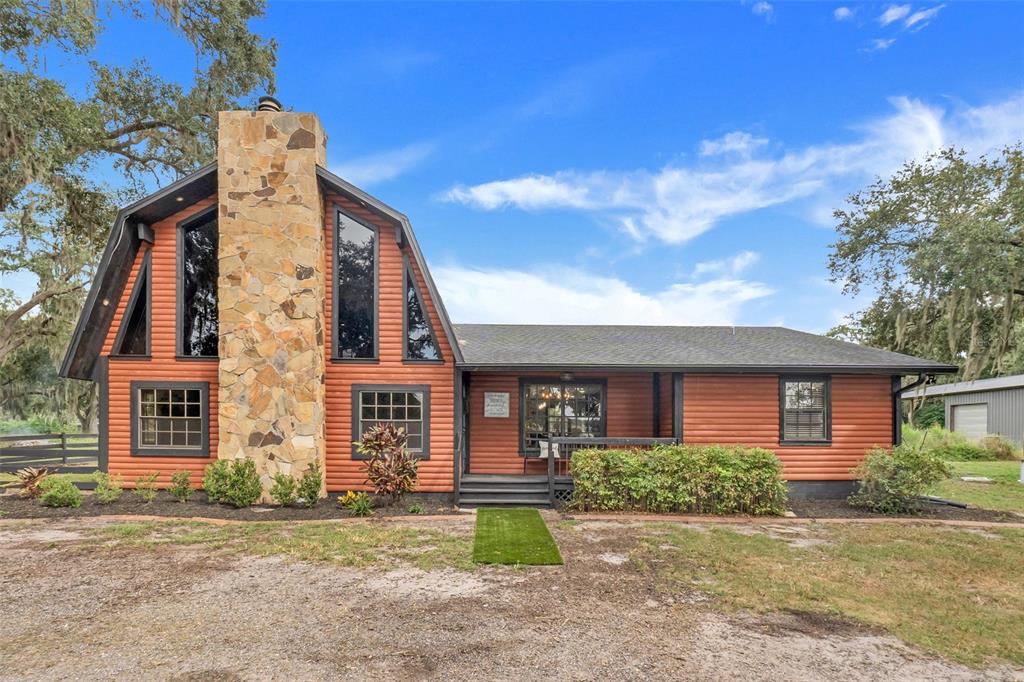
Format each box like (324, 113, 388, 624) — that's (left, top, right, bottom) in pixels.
(652, 373, 661, 437)
(672, 373, 683, 443)
(454, 368, 464, 493)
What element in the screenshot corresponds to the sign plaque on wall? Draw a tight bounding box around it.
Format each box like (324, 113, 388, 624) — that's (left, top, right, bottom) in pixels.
(483, 392, 510, 418)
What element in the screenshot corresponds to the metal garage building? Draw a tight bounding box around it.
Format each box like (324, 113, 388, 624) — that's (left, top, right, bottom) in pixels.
(910, 375, 1024, 445)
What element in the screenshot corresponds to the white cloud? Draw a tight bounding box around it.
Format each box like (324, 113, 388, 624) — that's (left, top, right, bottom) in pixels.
(700, 131, 769, 157)
(692, 250, 760, 278)
(441, 92, 1024, 245)
(834, 6, 854, 21)
(434, 263, 773, 325)
(878, 4, 911, 25)
(904, 4, 945, 29)
(332, 142, 435, 185)
(751, 2, 774, 19)
(867, 37, 897, 51)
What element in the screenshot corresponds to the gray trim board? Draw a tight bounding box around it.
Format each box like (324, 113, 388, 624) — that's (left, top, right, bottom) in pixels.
(331, 204, 380, 362)
(129, 380, 211, 457)
(672, 372, 683, 442)
(891, 375, 902, 446)
(350, 384, 432, 460)
(94, 357, 109, 473)
(651, 372, 660, 437)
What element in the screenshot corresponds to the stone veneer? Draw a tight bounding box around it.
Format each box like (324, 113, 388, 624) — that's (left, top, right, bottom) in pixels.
(216, 110, 327, 500)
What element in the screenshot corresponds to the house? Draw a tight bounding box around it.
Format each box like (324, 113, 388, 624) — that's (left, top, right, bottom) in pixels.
(59, 100, 957, 505)
(907, 375, 1024, 445)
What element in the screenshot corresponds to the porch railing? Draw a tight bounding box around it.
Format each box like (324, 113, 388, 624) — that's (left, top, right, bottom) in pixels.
(539, 437, 679, 505)
(0, 433, 100, 473)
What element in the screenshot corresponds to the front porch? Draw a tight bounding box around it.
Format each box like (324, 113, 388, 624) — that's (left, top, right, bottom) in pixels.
(461, 371, 683, 473)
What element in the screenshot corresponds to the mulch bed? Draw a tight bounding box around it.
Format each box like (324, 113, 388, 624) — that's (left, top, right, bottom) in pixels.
(789, 498, 1023, 523)
(0, 490, 457, 521)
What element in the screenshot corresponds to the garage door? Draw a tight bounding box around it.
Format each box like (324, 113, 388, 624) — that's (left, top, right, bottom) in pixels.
(951, 404, 988, 440)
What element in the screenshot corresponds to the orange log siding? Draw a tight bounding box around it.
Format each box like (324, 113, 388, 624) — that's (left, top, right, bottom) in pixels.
(683, 374, 893, 480)
(467, 372, 656, 475)
(103, 197, 219, 487)
(323, 193, 455, 493)
(466, 371, 893, 480)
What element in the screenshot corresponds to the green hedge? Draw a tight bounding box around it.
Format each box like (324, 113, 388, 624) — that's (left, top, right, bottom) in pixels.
(570, 444, 788, 515)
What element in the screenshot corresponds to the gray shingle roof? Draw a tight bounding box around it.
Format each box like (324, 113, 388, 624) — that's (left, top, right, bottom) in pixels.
(909, 374, 1024, 397)
(452, 324, 957, 373)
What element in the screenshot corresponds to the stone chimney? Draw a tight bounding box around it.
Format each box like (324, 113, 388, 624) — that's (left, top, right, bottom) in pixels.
(216, 103, 327, 500)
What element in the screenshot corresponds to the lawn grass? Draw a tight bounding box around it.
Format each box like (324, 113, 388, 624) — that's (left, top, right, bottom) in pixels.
(473, 508, 563, 565)
(929, 460, 1024, 512)
(639, 522, 1024, 666)
(86, 520, 474, 570)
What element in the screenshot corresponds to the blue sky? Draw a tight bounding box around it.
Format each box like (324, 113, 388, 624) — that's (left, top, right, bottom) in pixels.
(18, 1, 1024, 333)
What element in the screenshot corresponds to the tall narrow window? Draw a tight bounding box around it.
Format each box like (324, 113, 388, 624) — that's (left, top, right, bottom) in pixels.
(404, 263, 439, 361)
(179, 212, 218, 357)
(780, 377, 831, 443)
(334, 210, 376, 359)
(114, 252, 150, 356)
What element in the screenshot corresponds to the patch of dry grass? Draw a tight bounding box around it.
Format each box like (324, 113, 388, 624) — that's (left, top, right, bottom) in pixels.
(638, 522, 1024, 667)
(88, 520, 475, 570)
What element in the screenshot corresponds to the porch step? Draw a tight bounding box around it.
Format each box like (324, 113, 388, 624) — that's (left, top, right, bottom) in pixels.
(457, 473, 553, 507)
(458, 495, 552, 508)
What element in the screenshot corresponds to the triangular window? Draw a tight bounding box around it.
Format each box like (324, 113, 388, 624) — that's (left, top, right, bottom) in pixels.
(404, 264, 440, 361)
(115, 253, 150, 356)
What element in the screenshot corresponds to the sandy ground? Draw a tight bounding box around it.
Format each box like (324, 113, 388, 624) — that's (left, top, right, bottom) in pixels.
(0, 516, 1020, 682)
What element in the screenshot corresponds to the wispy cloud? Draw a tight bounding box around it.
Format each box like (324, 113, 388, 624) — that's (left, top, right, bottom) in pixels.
(435, 262, 773, 325)
(441, 92, 1024, 245)
(692, 250, 760, 278)
(700, 131, 769, 157)
(866, 37, 897, 51)
(751, 1, 774, 20)
(904, 4, 945, 29)
(834, 6, 855, 21)
(332, 142, 436, 186)
(878, 4, 911, 25)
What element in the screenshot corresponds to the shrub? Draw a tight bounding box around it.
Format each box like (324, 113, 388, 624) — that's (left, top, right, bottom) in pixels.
(339, 491, 374, 517)
(224, 459, 262, 508)
(296, 461, 323, 508)
(979, 435, 1022, 461)
(913, 398, 945, 428)
(203, 460, 231, 503)
(269, 472, 298, 506)
(39, 477, 82, 508)
(93, 472, 124, 504)
(407, 503, 425, 515)
(357, 423, 419, 504)
(133, 472, 159, 503)
(571, 445, 788, 515)
(3, 467, 52, 498)
(931, 440, 990, 461)
(849, 443, 951, 514)
(169, 470, 193, 503)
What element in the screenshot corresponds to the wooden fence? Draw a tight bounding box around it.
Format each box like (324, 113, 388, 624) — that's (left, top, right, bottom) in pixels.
(0, 433, 100, 473)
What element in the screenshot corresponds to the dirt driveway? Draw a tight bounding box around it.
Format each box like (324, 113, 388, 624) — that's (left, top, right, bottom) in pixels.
(0, 515, 1018, 681)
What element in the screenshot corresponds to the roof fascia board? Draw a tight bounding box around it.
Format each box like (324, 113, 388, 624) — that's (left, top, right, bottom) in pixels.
(456, 363, 960, 374)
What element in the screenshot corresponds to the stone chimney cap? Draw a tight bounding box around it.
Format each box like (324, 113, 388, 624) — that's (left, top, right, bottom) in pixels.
(257, 95, 282, 112)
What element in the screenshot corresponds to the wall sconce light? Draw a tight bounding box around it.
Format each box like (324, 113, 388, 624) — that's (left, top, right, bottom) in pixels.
(559, 372, 574, 382)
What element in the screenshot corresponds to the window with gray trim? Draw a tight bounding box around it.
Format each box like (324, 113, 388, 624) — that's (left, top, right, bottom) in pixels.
(781, 377, 831, 443)
(521, 382, 604, 453)
(131, 381, 210, 456)
(334, 210, 376, 359)
(404, 265, 440, 361)
(354, 386, 429, 456)
(179, 213, 218, 357)
(114, 252, 150, 356)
